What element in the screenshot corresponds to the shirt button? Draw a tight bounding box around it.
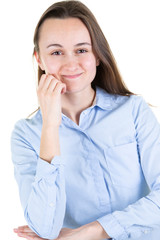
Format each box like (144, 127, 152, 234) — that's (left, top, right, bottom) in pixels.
(143, 230, 148, 234)
(49, 202, 54, 207)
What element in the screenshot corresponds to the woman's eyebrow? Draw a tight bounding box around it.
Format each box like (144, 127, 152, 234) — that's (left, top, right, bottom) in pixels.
(47, 44, 63, 48)
(46, 42, 91, 48)
(75, 42, 91, 47)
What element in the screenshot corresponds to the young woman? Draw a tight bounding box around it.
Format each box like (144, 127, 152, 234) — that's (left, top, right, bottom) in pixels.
(11, 1, 160, 240)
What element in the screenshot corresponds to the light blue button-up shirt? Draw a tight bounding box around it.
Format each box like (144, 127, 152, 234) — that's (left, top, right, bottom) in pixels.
(11, 87, 160, 240)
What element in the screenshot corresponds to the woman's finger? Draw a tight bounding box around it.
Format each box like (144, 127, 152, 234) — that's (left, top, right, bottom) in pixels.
(14, 225, 33, 233)
(14, 226, 47, 240)
(38, 74, 60, 92)
(19, 233, 46, 240)
(38, 74, 47, 89)
(17, 232, 36, 237)
(38, 74, 53, 91)
(54, 81, 66, 95)
(47, 77, 61, 93)
(16, 232, 41, 240)
(42, 75, 58, 91)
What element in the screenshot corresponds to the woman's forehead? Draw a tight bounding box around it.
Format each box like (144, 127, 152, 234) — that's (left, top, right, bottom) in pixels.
(38, 18, 91, 47)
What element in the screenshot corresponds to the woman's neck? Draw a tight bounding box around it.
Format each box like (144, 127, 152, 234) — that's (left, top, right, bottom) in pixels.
(61, 87, 96, 125)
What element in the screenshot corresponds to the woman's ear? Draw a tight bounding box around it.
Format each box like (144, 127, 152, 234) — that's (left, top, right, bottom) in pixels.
(34, 51, 45, 71)
(96, 58, 100, 66)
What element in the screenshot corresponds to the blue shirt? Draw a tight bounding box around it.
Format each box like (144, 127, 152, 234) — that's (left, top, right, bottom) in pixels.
(11, 87, 160, 240)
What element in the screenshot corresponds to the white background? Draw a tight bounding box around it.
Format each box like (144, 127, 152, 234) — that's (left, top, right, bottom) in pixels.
(0, 0, 160, 239)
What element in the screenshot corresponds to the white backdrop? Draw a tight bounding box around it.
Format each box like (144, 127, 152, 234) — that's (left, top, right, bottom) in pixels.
(0, 0, 160, 239)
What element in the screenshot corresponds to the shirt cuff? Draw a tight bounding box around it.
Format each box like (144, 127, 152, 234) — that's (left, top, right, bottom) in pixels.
(35, 155, 65, 181)
(97, 213, 128, 240)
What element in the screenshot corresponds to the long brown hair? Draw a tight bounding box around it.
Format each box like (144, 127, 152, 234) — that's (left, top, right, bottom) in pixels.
(33, 0, 134, 96)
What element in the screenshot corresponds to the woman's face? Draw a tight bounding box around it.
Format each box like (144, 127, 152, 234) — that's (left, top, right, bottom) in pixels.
(36, 17, 99, 93)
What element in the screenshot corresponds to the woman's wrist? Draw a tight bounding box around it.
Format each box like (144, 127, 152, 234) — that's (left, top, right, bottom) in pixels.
(42, 121, 61, 129)
(83, 221, 110, 240)
(40, 124, 60, 163)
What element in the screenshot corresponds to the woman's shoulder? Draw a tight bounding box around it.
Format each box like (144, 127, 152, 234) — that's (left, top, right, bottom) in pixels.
(96, 87, 145, 105)
(12, 109, 42, 140)
(95, 87, 149, 114)
(128, 94, 151, 114)
(125, 94, 159, 128)
(114, 93, 148, 111)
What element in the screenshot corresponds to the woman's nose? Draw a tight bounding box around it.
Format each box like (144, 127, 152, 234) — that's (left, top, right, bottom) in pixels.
(62, 55, 79, 72)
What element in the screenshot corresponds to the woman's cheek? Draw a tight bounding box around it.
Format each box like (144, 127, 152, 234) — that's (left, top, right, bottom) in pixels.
(44, 59, 60, 75)
(82, 55, 97, 68)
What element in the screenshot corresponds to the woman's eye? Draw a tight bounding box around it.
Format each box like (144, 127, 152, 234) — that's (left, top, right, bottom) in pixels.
(77, 49, 87, 54)
(51, 51, 62, 55)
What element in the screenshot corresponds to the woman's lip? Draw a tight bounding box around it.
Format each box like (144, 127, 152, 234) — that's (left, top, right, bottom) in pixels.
(62, 73, 82, 79)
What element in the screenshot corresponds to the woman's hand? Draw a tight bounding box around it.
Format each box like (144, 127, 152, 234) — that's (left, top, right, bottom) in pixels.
(13, 225, 45, 240)
(37, 74, 66, 127)
(13, 221, 110, 240)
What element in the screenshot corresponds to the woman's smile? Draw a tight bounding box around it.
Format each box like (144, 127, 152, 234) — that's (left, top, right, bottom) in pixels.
(61, 73, 83, 80)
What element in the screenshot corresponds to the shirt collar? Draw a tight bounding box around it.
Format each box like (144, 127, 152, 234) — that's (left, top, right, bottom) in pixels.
(37, 86, 117, 121)
(93, 86, 116, 110)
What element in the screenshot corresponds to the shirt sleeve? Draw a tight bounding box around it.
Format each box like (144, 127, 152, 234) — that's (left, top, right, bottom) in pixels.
(97, 96, 160, 240)
(11, 120, 66, 239)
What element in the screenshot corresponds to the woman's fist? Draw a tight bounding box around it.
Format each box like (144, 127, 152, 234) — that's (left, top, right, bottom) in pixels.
(37, 74, 66, 127)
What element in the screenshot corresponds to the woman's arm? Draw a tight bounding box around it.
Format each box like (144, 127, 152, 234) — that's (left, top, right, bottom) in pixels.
(97, 96, 160, 239)
(14, 221, 111, 240)
(11, 75, 67, 239)
(11, 119, 66, 239)
(37, 74, 66, 162)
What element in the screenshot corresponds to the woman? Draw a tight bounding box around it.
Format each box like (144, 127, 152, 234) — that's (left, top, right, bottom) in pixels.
(11, 1, 160, 240)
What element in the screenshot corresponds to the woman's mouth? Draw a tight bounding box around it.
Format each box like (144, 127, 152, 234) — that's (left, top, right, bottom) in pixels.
(61, 73, 82, 80)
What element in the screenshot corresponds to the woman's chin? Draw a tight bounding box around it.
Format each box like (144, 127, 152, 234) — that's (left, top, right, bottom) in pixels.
(63, 85, 81, 94)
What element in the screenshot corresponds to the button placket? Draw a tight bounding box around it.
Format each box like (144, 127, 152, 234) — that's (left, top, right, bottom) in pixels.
(82, 134, 112, 212)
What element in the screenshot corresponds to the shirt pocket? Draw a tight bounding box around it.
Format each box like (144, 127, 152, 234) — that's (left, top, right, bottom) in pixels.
(104, 141, 141, 188)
